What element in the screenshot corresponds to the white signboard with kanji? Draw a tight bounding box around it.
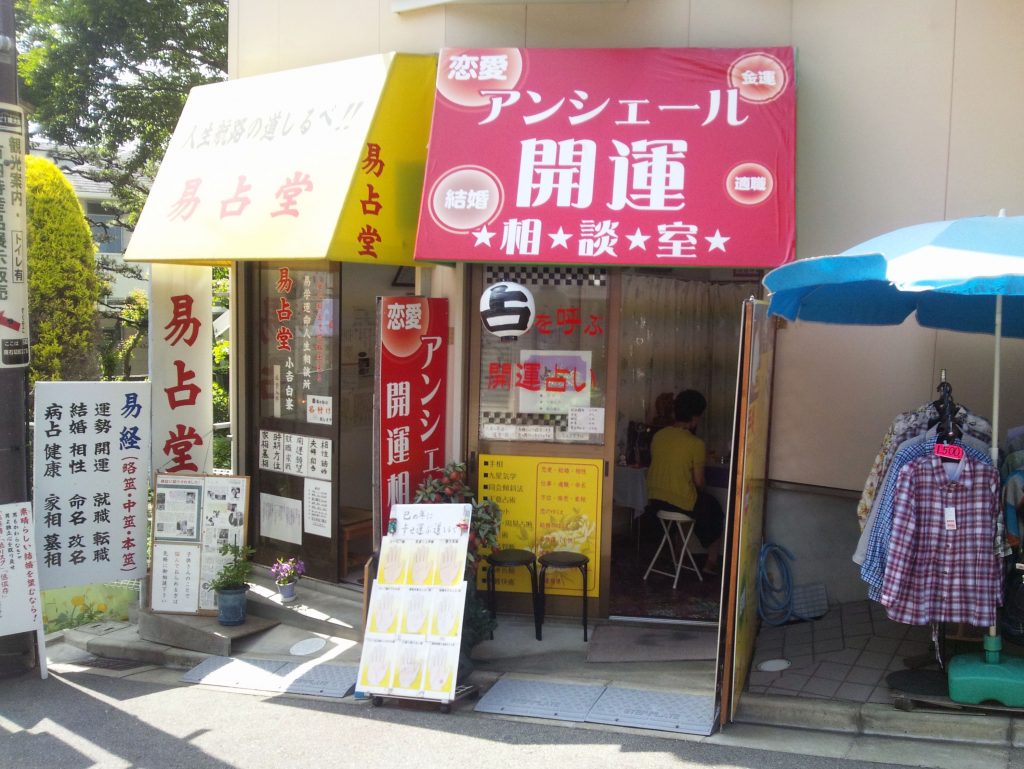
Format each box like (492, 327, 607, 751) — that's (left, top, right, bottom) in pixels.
(0, 103, 29, 368)
(151, 263, 213, 476)
(33, 381, 151, 590)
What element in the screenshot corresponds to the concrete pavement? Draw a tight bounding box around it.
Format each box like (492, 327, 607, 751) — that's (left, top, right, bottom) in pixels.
(40, 572, 1024, 768)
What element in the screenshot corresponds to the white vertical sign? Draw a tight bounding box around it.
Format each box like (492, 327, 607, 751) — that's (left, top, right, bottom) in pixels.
(150, 263, 213, 475)
(33, 382, 151, 589)
(0, 103, 28, 367)
(0, 502, 46, 678)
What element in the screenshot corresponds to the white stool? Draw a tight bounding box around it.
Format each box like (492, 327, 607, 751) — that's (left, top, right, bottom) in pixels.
(643, 509, 703, 588)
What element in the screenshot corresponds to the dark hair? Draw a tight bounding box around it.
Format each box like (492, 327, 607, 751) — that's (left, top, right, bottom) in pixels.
(674, 389, 706, 422)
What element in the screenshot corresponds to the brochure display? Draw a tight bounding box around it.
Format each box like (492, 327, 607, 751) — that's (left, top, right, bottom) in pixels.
(150, 473, 249, 614)
(357, 502, 479, 710)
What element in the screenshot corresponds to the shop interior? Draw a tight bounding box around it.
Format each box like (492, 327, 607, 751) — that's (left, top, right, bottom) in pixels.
(609, 270, 759, 624)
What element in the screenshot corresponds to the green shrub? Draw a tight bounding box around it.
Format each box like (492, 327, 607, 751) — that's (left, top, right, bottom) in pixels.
(26, 155, 101, 388)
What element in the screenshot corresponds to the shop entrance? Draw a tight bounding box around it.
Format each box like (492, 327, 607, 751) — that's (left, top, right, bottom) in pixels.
(245, 261, 414, 584)
(609, 271, 758, 623)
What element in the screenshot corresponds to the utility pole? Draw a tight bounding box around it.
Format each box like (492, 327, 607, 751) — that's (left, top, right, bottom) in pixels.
(0, 0, 34, 676)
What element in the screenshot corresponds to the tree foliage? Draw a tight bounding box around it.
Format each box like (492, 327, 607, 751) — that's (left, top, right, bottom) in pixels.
(16, 0, 228, 227)
(26, 155, 102, 386)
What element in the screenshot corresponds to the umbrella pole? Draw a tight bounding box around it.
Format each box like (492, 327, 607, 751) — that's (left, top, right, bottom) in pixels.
(991, 293, 1002, 468)
(989, 294, 1002, 652)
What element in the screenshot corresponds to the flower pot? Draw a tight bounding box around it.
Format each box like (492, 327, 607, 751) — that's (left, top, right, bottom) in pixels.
(215, 585, 249, 626)
(277, 580, 296, 603)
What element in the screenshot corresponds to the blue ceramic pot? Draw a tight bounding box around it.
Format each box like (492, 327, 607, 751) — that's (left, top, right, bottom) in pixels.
(216, 585, 249, 626)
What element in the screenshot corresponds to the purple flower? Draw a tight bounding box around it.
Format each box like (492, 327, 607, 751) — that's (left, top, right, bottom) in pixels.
(270, 556, 306, 585)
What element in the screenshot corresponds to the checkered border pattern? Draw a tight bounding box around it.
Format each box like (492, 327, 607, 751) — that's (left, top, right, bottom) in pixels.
(482, 411, 569, 430)
(485, 265, 607, 288)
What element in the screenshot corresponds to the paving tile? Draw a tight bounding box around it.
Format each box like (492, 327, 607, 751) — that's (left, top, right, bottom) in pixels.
(874, 622, 909, 639)
(772, 673, 810, 691)
(813, 625, 843, 641)
(785, 653, 816, 671)
(844, 621, 874, 637)
(812, 638, 845, 655)
(765, 685, 799, 697)
(814, 662, 851, 682)
(896, 639, 930, 657)
(856, 649, 893, 669)
(834, 681, 874, 702)
(845, 634, 871, 650)
(785, 642, 814, 658)
(845, 665, 885, 686)
(801, 676, 841, 697)
(867, 685, 892, 704)
(818, 648, 862, 665)
(865, 635, 901, 654)
(748, 670, 780, 687)
(746, 684, 767, 694)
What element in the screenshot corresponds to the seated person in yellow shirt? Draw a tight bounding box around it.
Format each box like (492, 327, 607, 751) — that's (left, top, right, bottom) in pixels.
(645, 389, 724, 576)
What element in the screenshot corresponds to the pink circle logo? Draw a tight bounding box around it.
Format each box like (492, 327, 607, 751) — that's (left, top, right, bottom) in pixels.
(726, 162, 774, 206)
(437, 49, 525, 108)
(429, 166, 504, 232)
(728, 52, 788, 104)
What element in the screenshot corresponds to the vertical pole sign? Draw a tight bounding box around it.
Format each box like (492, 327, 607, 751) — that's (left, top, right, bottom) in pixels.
(0, 102, 28, 367)
(150, 263, 214, 476)
(373, 297, 449, 540)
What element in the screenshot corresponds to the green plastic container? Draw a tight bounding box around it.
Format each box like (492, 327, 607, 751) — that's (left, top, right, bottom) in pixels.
(947, 635, 1024, 707)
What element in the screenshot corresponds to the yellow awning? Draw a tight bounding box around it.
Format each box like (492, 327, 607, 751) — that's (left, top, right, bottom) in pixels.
(125, 53, 437, 266)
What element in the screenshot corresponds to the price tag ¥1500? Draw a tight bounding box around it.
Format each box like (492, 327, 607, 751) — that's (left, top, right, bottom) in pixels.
(933, 443, 965, 461)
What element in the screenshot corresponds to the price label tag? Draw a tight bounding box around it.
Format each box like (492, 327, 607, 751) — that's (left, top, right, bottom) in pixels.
(933, 442, 964, 461)
(944, 506, 957, 530)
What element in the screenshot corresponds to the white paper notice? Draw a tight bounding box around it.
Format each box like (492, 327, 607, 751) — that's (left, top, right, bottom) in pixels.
(568, 406, 604, 434)
(307, 394, 333, 425)
(259, 493, 302, 545)
(303, 479, 332, 537)
(151, 543, 201, 613)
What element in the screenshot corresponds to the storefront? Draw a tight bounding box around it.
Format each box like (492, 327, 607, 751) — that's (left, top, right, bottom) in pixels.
(125, 0, 1024, 732)
(125, 52, 440, 582)
(411, 46, 795, 724)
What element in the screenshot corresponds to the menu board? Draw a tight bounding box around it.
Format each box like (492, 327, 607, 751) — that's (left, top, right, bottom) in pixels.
(150, 474, 249, 614)
(357, 503, 470, 702)
(477, 454, 602, 597)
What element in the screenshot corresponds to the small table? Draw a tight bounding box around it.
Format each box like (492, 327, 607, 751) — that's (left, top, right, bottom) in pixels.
(340, 506, 373, 577)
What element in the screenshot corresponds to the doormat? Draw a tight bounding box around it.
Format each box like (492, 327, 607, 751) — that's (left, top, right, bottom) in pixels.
(474, 677, 606, 721)
(586, 686, 717, 735)
(181, 656, 358, 698)
(474, 676, 717, 735)
(586, 624, 717, 663)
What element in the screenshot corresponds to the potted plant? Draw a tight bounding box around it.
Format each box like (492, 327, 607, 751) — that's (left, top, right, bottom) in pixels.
(269, 556, 305, 603)
(413, 461, 501, 658)
(210, 542, 255, 626)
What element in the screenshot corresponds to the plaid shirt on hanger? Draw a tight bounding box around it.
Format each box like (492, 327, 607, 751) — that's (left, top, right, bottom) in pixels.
(860, 438, 1004, 602)
(880, 455, 1002, 627)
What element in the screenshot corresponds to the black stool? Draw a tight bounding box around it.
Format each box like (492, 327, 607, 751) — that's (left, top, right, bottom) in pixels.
(484, 548, 541, 641)
(538, 551, 589, 641)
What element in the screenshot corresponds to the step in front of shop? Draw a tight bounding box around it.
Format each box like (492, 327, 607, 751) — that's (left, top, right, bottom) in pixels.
(734, 692, 1024, 747)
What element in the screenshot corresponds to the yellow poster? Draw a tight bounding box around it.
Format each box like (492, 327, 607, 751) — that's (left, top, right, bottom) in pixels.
(478, 454, 602, 597)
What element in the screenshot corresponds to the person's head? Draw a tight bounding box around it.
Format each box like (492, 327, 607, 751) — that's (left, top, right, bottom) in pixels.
(674, 389, 706, 425)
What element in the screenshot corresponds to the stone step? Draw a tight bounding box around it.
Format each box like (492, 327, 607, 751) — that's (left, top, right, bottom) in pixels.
(245, 572, 366, 642)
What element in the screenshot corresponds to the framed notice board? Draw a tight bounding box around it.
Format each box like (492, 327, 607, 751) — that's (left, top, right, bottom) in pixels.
(150, 473, 249, 615)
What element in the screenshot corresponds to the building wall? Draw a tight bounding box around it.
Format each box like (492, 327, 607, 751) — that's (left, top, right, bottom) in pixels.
(229, 0, 1024, 600)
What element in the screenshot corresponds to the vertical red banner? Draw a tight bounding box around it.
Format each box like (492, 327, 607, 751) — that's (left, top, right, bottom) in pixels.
(376, 297, 449, 534)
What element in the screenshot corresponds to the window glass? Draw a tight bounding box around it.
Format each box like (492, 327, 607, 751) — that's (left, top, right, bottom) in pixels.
(257, 264, 336, 424)
(478, 266, 608, 445)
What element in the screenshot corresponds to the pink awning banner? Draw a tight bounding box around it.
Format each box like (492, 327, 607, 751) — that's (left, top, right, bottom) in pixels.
(414, 47, 795, 268)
